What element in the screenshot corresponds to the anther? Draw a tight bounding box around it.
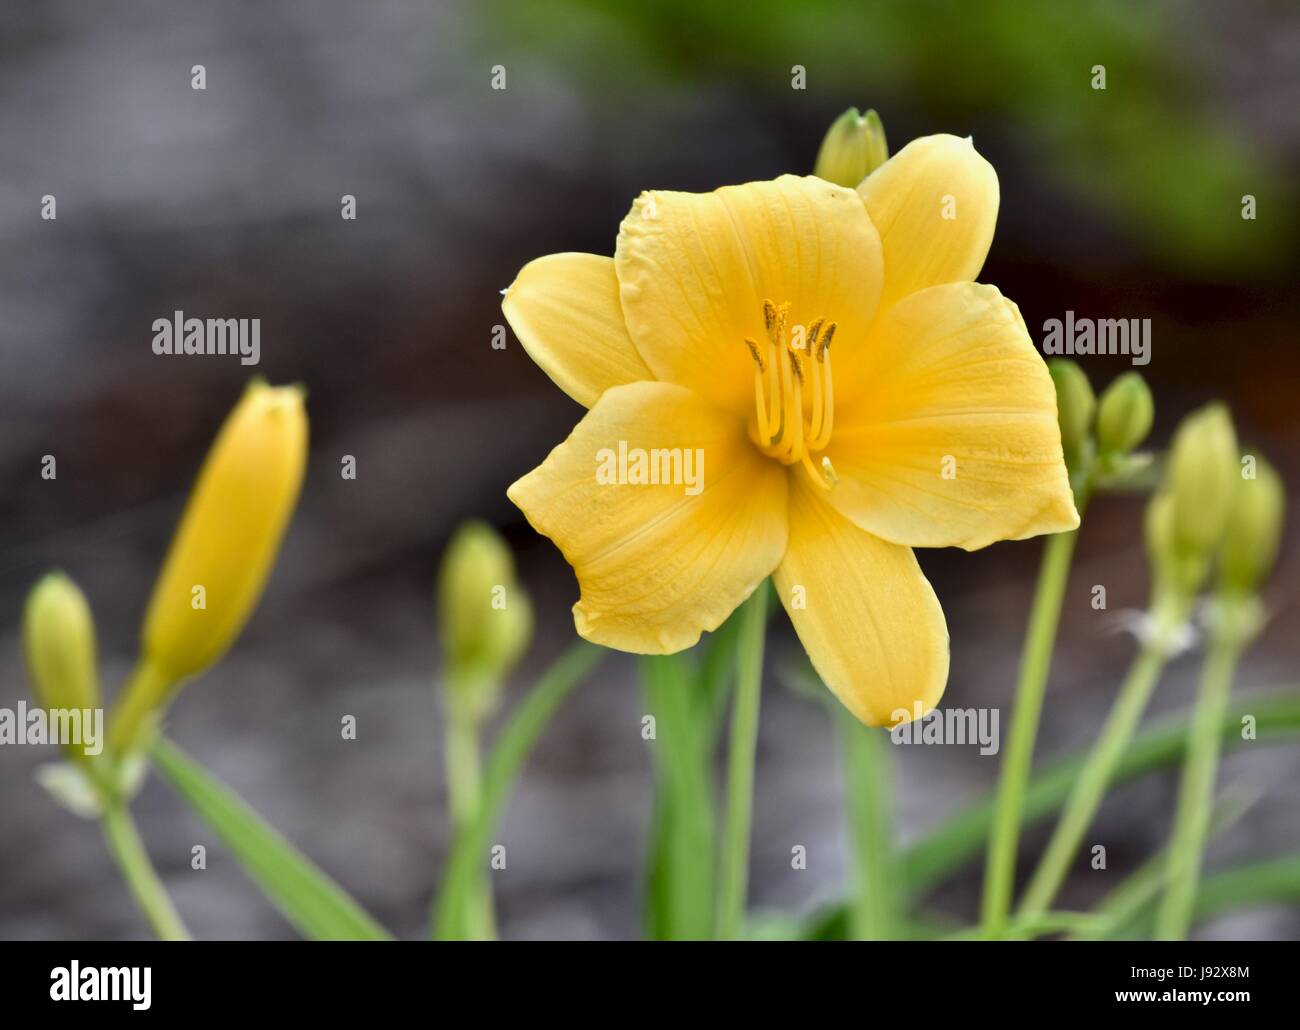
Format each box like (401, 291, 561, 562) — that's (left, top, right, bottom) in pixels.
(744, 338, 765, 372)
(817, 322, 837, 361)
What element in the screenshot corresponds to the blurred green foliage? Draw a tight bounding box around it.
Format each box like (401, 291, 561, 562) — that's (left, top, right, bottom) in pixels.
(484, 0, 1294, 276)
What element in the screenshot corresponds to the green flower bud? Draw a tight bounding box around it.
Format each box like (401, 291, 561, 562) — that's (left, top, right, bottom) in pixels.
(1096, 371, 1154, 456)
(23, 573, 100, 712)
(1144, 491, 1174, 566)
(1217, 452, 1285, 595)
(1168, 403, 1238, 555)
(1048, 359, 1096, 470)
(814, 108, 889, 188)
(437, 521, 533, 715)
(1144, 490, 1206, 601)
(23, 573, 102, 760)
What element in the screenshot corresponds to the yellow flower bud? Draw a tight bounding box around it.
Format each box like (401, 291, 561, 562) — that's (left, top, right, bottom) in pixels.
(110, 380, 307, 755)
(437, 521, 533, 716)
(814, 108, 889, 188)
(1096, 371, 1154, 456)
(23, 572, 101, 718)
(1168, 403, 1237, 555)
(1218, 452, 1285, 595)
(1047, 359, 1095, 471)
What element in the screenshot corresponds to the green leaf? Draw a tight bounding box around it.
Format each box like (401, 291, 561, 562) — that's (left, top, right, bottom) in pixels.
(795, 689, 1300, 939)
(640, 651, 717, 940)
(432, 641, 603, 939)
(151, 736, 393, 941)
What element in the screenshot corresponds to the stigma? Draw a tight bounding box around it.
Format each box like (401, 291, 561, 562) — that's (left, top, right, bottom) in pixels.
(744, 299, 838, 489)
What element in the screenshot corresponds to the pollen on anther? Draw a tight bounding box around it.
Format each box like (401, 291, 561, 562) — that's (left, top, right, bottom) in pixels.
(744, 338, 765, 372)
(763, 300, 777, 332)
(817, 322, 837, 360)
(808, 318, 824, 349)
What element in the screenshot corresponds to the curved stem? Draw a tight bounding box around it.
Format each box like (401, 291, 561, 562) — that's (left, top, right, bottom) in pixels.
(980, 527, 1079, 935)
(715, 584, 768, 940)
(1155, 634, 1243, 939)
(101, 802, 190, 941)
(431, 642, 601, 939)
(1017, 624, 1177, 919)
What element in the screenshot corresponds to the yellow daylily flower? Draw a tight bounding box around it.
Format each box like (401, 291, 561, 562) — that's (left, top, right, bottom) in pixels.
(504, 135, 1078, 727)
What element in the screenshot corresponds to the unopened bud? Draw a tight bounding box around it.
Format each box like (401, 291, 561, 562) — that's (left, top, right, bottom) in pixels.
(1096, 372, 1154, 456)
(1218, 453, 1285, 595)
(1168, 403, 1237, 556)
(23, 573, 101, 760)
(1144, 490, 1206, 601)
(1048, 359, 1095, 471)
(437, 521, 533, 716)
(814, 108, 889, 188)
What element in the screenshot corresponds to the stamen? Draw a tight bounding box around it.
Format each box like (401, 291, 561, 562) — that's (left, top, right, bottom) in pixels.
(744, 300, 836, 467)
(809, 348, 834, 451)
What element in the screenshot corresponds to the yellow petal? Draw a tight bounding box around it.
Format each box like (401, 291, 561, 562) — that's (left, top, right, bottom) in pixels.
(615, 175, 882, 416)
(502, 253, 654, 407)
(824, 282, 1079, 551)
(508, 381, 786, 652)
(774, 476, 948, 728)
(857, 134, 999, 311)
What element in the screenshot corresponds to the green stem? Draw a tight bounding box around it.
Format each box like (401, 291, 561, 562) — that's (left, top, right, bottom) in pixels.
(641, 653, 715, 940)
(108, 661, 172, 757)
(715, 584, 768, 940)
(1017, 601, 1185, 919)
(1154, 632, 1244, 939)
(100, 802, 190, 941)
(980, 527, 1079, 935)
(432, 642, 601, 939)
(1072, 786, 1257, 940)
(838, 715, 896, 939)
(946, 910, 1100, 940)
(443, 700, 494, 939)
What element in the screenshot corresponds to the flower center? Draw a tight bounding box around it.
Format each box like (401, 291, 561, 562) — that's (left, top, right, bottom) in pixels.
(744, 299, 839, 489)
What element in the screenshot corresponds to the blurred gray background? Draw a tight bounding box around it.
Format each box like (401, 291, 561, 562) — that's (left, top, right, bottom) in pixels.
(1, 0, 1297, 939)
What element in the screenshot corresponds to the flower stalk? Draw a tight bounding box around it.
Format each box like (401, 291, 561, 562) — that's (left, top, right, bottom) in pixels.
(1016, 596, 1188, 919)
(716, 584, 768, 939)
(1155, 452, 1281, 938)
(980, 524, 1083, 934)
(839, 715, 897, 939)
(1152, 614, 1249, 940)
(100, 801, 190, 941)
